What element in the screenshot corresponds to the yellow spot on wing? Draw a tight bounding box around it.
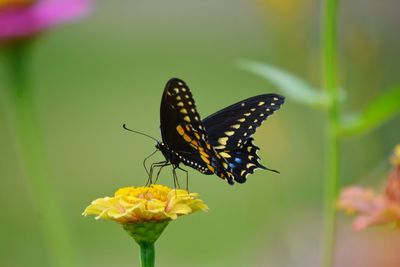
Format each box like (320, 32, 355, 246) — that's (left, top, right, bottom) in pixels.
(177, 102, 184, 107)
(194, 132, 201, 139)
(240, 170, 246, 176)
(190, 143, 197, 149)
(176, 96, 181, 100)
(246, 163, 256, 168)
(244, 113, 251, 117)
(273, 97, 279, 101)
(231, 124, 240, 129)
(258, 101, 265, 106)
(238, 118, 245, 122)
(191, 140, 199, 147)
(224, 131, 234, 136)
(219, 152, 231, 158)
(222, 162, 228, 169)
(183, 116, 191, 122)
(207, 165, 215, 172)
(218, 137, 229, 145)
(183, 134, 191, 142)
(176, 125, 184, 135)
(214, 145, 225, 150)
(200, 151, 210, 158)
(180, 108, 188, 114)
(173, 88, 179, 93)
(201, 155, 210, 164)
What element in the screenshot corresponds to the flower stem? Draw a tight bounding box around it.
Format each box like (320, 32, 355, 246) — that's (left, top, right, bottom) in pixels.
(321, 0, 340, 267)
(5, 42, 80, 267)
(139, 242, 155, 267)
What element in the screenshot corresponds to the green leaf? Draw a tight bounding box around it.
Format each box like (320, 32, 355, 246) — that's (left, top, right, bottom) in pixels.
(237, 59, 330, 108)
(339, 86, 400, 137)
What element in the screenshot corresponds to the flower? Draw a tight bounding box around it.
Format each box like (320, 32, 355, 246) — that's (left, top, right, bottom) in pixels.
(82, 184, 209, 224)
(0, 0, 90, 44)
(83, 184, 208, 265)
(337, 145, 400, 230)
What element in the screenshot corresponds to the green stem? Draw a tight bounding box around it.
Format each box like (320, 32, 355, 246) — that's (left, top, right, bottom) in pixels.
(5, 43, 80, 267)
(321, 0, 340, 267)
(139, 242, 155, 267)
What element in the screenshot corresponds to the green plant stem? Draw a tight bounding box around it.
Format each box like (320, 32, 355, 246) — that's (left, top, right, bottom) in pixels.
(321, 0, 340, 267)
(139, 242, 155, 267)
(6, 43, 79, 267)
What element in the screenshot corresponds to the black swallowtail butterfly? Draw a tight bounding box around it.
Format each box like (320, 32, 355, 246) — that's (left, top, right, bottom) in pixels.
(152, 78, 285, 185)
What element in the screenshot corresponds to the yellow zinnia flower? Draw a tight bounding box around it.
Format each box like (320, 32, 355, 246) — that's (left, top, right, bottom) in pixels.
(82, 184, 208, 223)
(83, 184, 208, 267)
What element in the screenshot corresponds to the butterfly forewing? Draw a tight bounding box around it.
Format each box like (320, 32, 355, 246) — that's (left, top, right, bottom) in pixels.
(160, 78, 234, 183)
(160, 78, 208, 151)
(203, 94, 284, 150)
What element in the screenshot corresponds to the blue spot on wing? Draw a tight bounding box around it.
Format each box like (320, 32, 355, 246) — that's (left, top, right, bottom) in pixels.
(234, 157, 242, 163)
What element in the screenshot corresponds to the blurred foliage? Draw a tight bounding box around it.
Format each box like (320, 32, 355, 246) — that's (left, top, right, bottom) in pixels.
(238, 59, 330, 108)
(339, 86, 400, 137)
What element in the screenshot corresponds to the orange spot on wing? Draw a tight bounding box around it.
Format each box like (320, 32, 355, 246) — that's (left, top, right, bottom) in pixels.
(176, 125, 184, 135)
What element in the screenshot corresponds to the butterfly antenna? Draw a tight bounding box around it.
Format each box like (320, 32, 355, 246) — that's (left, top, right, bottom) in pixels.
(123, 124, 159, 142)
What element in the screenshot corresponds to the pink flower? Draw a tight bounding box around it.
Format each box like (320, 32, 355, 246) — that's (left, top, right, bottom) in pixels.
(338, 145, 400, 230)
(0, 0, 90, 44)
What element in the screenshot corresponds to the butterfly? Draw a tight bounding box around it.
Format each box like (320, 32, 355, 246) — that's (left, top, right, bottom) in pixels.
(147, 78, 285, 185)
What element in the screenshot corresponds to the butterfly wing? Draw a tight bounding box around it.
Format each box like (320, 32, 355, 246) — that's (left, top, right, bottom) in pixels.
(160, 78, 207, 152)
(160, 78, 235, 184)
(203, 94, 285, 150)
(202, 94, 284, 183)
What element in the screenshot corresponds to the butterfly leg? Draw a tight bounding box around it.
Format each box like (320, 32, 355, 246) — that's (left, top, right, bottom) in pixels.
(176, 166, 189, 191)
(172, 166, 182, 189)
(143, 149, 159, 176)
(154, 162, 171, 184)
(148, 161, 169, 186)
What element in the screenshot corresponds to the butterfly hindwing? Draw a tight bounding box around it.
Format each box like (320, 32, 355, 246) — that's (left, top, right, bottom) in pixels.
(203, 94, 284, 150)
(218, 138, 269, 183)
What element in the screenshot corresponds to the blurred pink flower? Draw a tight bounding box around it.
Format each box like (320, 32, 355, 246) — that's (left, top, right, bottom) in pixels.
(338, 145, 400, 230)
(0, 0, 90, 43)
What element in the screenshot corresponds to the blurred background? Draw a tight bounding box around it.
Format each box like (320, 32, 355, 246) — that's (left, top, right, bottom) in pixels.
(1, 0, 400, 266)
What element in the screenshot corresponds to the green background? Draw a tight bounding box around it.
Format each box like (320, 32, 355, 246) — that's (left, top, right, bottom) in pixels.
(1, 0, 400, 266)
